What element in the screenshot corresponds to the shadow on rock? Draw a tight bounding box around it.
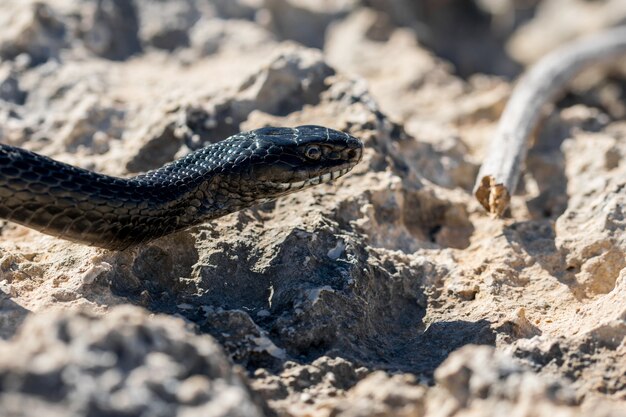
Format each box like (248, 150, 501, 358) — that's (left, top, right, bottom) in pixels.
(407, 319, 496, 376)
(0, 290, 30, 340)
(99, 230, 200, 309)
(97, 214, 494, 379)
(503, 220, 565, 281)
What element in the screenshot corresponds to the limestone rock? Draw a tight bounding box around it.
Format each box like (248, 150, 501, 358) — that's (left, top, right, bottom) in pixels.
(0, 306, 270, 417)
(0, 1, 625, 416)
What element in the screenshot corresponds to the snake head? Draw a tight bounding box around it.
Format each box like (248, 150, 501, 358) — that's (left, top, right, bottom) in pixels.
(241, 125, 363, 198)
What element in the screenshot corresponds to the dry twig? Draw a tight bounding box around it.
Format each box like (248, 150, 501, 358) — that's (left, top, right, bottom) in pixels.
(474, 26, 626, 216)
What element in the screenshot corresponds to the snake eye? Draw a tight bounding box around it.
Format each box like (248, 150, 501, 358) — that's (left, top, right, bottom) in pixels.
(304, 145, 321, 160)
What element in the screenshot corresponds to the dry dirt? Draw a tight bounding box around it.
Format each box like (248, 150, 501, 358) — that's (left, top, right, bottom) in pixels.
(0, 1, 624, 416)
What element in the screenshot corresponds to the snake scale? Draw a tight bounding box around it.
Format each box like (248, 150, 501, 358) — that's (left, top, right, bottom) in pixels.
(0, 125, 362, 250)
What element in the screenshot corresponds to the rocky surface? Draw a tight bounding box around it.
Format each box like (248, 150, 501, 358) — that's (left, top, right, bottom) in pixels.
(0, 306, 269, 417)
(0, 0, 624, 416)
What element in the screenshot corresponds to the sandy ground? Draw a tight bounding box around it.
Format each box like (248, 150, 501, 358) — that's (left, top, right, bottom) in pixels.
(0, 1, 624, 416)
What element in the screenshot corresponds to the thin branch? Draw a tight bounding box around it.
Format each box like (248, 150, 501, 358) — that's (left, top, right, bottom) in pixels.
(474, 25, 626, 217)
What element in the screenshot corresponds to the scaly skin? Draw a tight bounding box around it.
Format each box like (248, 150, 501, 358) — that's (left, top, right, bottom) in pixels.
(0, 125, 362, 250)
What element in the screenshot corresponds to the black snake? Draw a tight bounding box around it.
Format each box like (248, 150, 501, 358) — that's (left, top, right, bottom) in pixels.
(0, 125, 362, 250)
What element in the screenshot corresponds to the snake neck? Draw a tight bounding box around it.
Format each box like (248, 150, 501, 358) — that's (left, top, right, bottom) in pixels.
(131, 142, 261, 223)
(0, 142, 270, 249)
(0, 145, 226, 250)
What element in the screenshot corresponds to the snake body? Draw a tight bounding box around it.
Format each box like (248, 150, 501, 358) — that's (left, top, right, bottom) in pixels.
(0, 126, 362, 250)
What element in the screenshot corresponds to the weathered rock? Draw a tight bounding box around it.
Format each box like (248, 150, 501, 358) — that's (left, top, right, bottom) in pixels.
(508, 0, 626, 65)
(325, 8, 463, 123)
(361, 0, 523, 77)
(0, 1, 67, 65)
(513, 270, 626, 401)
(537, 109, 626, 299)
(0, 1, 625, 416)
(136, 0, 201, 51)
(262, 0, 356, 49)
(323, 371, 426, 417)
(80, 0, 142, 59)
(433, 345, 583, 416)
(0, 66, 27, 105)
(209, 0, 259, 20)
(189, 18, 276, 57)
(122, 45, 334, 172)
(0, 306, 270, 417)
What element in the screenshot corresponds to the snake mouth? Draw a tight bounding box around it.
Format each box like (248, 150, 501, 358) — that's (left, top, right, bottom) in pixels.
(268, 161, 358, 192)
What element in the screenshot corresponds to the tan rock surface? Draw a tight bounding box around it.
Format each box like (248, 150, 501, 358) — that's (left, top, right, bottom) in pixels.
(0, 1, 624, 416)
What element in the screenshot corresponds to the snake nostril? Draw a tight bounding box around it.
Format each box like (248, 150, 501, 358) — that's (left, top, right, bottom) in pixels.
(347, 149, 357, 159)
